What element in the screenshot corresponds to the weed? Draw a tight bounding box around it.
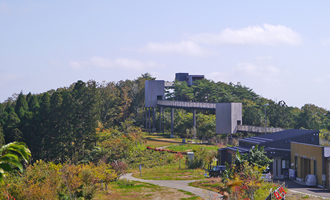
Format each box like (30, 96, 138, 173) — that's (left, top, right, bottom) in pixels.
(116, 179, 135, 188)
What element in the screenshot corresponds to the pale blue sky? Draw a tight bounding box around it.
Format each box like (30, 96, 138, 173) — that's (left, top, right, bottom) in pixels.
(1, 1, 330, 109)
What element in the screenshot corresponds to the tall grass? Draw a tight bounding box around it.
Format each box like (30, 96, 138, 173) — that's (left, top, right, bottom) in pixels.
(165, 144, 219, 152)
(132, 163, 206, 180)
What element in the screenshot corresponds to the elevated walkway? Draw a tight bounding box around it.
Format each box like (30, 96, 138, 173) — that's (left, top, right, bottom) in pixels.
(157, 100, 216, 110)
(237, 125, 284, 134)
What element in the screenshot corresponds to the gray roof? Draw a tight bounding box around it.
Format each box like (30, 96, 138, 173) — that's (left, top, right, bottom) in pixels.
(225, 146, 250, 153)
(221, 146, 291, 153)
(239, 129, 319, 145)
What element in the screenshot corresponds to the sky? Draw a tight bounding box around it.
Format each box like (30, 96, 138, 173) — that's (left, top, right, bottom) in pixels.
(1, 1, 330, 109)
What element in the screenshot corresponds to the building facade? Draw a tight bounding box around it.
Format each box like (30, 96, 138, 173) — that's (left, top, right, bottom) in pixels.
(218, 129, 320, 179)
(291, 142, 330, 187)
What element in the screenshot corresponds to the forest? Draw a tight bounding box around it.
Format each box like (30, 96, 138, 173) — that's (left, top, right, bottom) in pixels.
(0, 73, 330, 163)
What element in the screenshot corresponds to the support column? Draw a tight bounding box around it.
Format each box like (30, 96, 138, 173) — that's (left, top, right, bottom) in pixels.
(148, 107, 151, 133)
(145, 107, 147, 130)
(159, 107, 162, 133)
(193, 109, 196, 139)
(162, 107, 165, 135)
(152, 107, 156, 132)
(171, 108, 174, 138)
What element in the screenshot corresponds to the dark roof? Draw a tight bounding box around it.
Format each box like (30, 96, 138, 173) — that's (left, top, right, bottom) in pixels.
(225, 146, 250, 153)
(239, 129, 319, 145)
(220, 146, 291, 153)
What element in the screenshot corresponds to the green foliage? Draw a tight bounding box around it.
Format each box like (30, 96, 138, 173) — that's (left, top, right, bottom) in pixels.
(134, 163, 205, 180)
(1, 73, 330, 166)
(165, 144, 219, 152)
(220, 162, 267, 200)
(116, 179, 135, 188)
(0, 141, 31, 183)
(187, 146, 215, 169)
(253, 182, 279, 200)
(0, 161, 118, 200)
(234, 145, 272, 169)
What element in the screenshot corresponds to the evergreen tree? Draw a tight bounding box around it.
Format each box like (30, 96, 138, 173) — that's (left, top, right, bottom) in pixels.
(15, 92, 28, 119)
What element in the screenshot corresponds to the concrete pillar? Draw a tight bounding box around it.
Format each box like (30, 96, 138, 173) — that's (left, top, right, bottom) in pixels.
(144, 107, 148, 130)
(148, 107, 151, 133)
(171, 108, 174, 138)
(159, 107, 162, 133)
(193, 109, 196, 139)
(152, 107, 156, 132)
(162, 107, 165, 134)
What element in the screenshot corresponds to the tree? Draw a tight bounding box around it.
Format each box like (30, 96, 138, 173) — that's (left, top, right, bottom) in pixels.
(3, 107, 21, 143)
(0, 141, 31, 183)
(242, 100, 262, 126)
(234, 145, 272, 169)
(14, 92, 28, 119)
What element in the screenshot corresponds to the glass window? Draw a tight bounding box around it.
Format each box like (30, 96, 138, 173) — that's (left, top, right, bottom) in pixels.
(282, 160, 289, 169)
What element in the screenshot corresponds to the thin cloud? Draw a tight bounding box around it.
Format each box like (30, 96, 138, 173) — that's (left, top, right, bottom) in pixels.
(321, 38, 330, 45)
(233, 62, 284, 86)
(0, 73, 20, 85)
(191, 24, 302, 46)
(256, 55, 273, 60)
(233, 62, 280, 77)
(0, 3, 10, 13)
(69, 57, 165, 70)
(140, 41, 215, 57)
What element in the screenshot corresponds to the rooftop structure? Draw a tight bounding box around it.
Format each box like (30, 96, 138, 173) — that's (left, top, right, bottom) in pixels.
(175, 73, 204, 86)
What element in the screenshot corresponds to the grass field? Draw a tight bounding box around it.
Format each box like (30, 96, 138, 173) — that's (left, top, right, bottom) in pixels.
(131, 164, 207, 180)
(165, 144, 219, 152)
(94, 180, 202, 200)
(189, 178, 222, 192)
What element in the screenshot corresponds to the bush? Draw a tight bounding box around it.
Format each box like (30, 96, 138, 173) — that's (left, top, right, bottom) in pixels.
(0, 161, 118, 200)
(116, 179, 135, 188)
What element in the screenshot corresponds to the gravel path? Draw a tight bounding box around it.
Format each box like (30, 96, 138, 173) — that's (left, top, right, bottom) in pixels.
(121, 173, 222, 200)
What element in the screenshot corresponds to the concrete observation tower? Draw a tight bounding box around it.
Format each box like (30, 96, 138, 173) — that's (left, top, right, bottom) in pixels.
(144, 73, 242, 138)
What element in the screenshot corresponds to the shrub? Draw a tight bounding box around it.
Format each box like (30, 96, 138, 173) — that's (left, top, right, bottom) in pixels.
(116, 179, 135, 188)
(0, 161, 118, 200)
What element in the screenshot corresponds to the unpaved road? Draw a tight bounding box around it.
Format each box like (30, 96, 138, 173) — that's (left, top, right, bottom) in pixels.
(121, 173, 222, 200)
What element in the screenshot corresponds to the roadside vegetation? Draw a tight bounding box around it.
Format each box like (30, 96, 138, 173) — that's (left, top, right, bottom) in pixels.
(165, 144, 219, 152)
(101, 180, 202, 200)
(190, 145, 277, 200)
(132, 164, 206, 180)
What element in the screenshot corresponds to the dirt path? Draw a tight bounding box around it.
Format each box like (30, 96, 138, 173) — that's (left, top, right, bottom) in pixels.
(121, 173, 222, 200)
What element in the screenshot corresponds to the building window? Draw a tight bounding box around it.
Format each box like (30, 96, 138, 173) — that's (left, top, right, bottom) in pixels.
(282, 160, 289, 169)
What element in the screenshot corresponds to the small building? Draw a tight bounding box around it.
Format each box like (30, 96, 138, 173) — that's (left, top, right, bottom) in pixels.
(291, 142, 330, 188)
(175, 73, 204, 87)
(218, 129, 319, 179)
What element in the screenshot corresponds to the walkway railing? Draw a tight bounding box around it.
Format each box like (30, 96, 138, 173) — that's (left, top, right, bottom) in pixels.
(237, 125, 284, 134)
(157, 100, 216, 110)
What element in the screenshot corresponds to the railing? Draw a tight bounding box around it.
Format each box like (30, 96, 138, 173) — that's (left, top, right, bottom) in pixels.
(157, 100, 216, 110)
(237, 125, 284, 134)
(265, 181, 286, 200)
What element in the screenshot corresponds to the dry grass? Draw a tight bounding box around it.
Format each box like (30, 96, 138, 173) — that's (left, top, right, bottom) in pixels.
(132, 164, 206, 180)
(285, 191, 325, 200)
(144, 140, 176, 148)
(94, 181, 202, 200)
